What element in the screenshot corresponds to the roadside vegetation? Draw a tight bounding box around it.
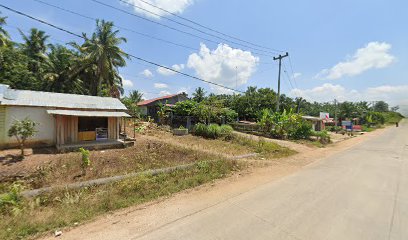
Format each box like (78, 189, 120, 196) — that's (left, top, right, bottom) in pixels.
(0, 159, 240, 240)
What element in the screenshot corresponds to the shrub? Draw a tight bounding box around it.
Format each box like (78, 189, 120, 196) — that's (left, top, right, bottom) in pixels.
(288, 120, 312, 140)
(193, 123, 207, 137)
(193, 124, 233, 139)
(0, 183, 24, 215)
(79, 147, 91, 175)
(312, 130, 331, 144)
(207, 124, 221, 139)
(220, 125, 234, 139)
(7, 118, 37, 157)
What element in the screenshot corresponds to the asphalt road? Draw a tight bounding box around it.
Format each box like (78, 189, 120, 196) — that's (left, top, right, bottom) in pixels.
(136, 121, 408, 240)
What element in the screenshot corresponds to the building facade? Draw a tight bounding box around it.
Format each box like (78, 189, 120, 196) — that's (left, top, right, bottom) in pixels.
(0, 84, 129, 150)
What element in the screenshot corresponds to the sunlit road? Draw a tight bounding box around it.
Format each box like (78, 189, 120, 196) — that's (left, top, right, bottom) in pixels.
(136, 120, 408, 240)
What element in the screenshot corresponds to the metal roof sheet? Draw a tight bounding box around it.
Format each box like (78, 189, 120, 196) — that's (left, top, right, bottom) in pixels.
(137, 93, 181, 106)
(0, 84, 127, 110)
(47, 110, 130, 117)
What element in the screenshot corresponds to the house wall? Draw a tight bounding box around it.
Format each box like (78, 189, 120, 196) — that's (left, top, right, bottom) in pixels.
(139, 106, 147, 116)
(1, 106, 56, 148)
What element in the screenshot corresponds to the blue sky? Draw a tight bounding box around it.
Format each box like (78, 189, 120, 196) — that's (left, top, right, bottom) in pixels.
(1, 0, 407, 112)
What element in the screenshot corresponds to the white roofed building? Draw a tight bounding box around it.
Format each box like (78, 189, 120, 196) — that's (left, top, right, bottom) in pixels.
(0, 84, 130, 151)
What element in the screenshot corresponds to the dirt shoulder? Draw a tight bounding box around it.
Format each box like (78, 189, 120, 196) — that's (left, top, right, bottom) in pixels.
(39, 127, 389, 240)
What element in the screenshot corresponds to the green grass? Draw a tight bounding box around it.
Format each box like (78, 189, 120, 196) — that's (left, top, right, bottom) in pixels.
(0, 160, 241, 240)
(230, 135, 296, 158)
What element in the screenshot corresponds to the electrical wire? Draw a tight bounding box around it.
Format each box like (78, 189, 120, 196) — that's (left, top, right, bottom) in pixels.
(31, 0, 275, 65)
(132, 0, 283, 53)
(117, 0, 281, 54)
(89, 0, 276, 58)
(0, 3, 245, 93)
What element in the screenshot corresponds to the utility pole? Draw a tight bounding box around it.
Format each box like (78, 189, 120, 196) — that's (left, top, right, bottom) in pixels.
(273, 52, 289, 112)
(334, 99, 338, 126)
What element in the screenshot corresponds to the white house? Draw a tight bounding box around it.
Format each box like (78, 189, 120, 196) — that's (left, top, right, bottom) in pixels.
(0, 84, 130, 151)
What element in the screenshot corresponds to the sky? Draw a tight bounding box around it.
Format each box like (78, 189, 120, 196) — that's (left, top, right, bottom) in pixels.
(1, 0, 407, 114)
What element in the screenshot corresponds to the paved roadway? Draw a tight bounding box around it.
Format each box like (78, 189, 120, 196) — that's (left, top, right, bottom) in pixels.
(136, 120, 408, 240)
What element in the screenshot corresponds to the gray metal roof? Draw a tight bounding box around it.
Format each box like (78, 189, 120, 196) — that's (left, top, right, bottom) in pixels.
(0, 84, 127, 110)
(47, 110, 130, 117)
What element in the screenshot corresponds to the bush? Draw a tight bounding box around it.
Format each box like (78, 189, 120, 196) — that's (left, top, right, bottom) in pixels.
(193, 124, 233, 139)
(193, 123, 207, 137)
(219, 125, 234, 139)
(207, 124, 221, 139)
(312, 130, 331, 144)
(288, 120, 312, 140)
(0, 183, 24, 215)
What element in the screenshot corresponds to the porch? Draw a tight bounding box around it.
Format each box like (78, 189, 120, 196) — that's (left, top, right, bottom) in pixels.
(56, 139, 134, 152)
(47, 110, 131, 151)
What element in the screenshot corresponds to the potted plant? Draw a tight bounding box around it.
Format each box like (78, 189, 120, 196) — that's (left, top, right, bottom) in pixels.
(173, 125, 189, 136)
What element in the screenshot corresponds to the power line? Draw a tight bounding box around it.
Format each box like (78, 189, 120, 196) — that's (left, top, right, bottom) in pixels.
(117, 0, 281, 54)
(0, 3, 245, 93)
(31, 0, 275, 65)
(287, 55, 299, 89)
(133, 0, 283, 53)
(89, 0, 276, 58)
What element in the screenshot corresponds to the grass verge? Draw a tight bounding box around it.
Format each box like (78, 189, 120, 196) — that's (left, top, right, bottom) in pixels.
(0, 159, 241, 240)
(230, 135, 296, 158)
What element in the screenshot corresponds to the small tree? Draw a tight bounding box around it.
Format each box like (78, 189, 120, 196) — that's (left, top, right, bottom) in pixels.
(7, 118, 37, 157)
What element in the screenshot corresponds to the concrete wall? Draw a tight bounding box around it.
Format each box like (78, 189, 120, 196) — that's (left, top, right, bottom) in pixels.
(1, 106, 56, 148)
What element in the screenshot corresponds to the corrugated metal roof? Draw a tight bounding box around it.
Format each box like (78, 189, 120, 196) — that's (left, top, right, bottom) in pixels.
(0, 84, 127, 110)
(47, 110, 130, 117)
(137, 93, 180, 106)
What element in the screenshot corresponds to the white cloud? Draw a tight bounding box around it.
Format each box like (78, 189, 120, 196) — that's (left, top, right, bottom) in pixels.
(316, 42, 395, 80)
(123, 0, 193, 19)
(187, 43, 259, 94)
(293, 73, 302, 79)
(157, 64, 185, 76)
(159, 90, 171, 96)
(291, 83, 356, 102)
(154, 83, 168, 89)
(122, 78, 134, 87)
(140, 69, 153, 78)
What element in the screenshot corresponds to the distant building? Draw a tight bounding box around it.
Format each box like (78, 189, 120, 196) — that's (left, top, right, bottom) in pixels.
(302, 116, 325, 131)
(0, 84, 130, 151)
(137, 93, 188, 119)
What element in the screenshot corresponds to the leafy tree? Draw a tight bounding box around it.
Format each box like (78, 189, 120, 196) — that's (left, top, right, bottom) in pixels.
(390, 106, 399, 112)
(192, 87, 206, 102)
(7, 118, 37, 157)
(373, 101, 389, 112)
(0, 46, 38, 90)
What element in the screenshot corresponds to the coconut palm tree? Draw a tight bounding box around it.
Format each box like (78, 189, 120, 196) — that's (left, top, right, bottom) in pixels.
(0, 14, 10, 47)
(129, 90, 144, 103)
(192, 87, 206, 102)
(19, 28, 49, 73)
(44, 44, 84, 94)
(73, 20, 129, 97)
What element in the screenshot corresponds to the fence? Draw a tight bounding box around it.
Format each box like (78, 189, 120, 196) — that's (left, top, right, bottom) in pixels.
(230, 122, 261, 134)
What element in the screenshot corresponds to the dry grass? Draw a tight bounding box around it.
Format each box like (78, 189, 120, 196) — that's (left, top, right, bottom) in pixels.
(0, 160, 241, 240)
(143, 129, 296, 159)
(1, 138, 223, 191)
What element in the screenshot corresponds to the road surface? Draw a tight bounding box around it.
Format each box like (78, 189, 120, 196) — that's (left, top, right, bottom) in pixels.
(50, 120, 408, 240)
(135, 121, 408, 240)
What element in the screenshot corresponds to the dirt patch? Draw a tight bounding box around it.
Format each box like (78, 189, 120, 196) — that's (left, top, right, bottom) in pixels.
(0, 138, 223, 190)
